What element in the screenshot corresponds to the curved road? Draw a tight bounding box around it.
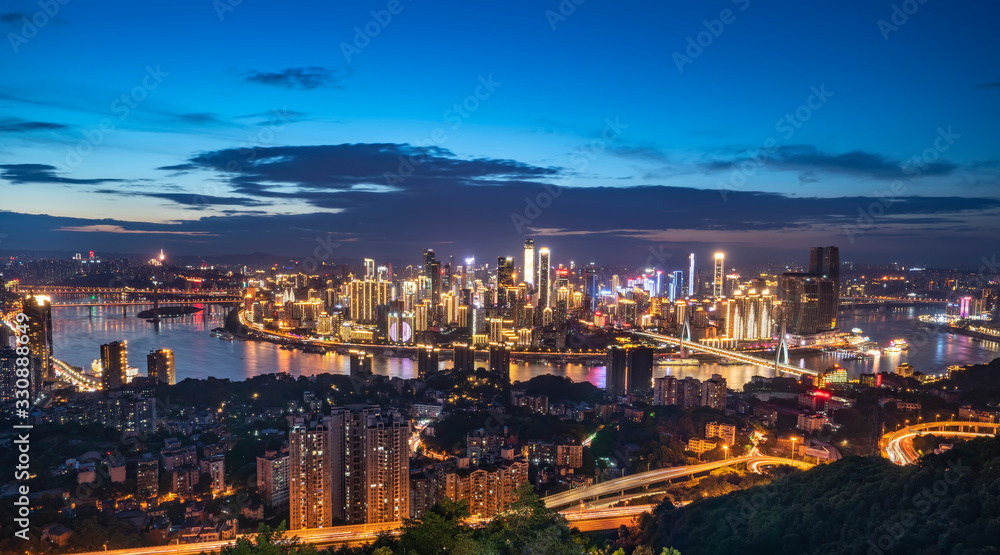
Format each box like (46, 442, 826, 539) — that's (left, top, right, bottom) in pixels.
(880, 420, 999, 465)
(544, 455, 812, 510)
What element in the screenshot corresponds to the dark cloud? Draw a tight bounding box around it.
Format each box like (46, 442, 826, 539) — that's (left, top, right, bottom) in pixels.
(700, 145, 959, 180)
(161, 143, 563, 208)
(92, 189, 267, 208)
(245, 67, 349, 90)
(176, 112, 226, 125)
(0, 118, 68, 133)
(0, 164, 124, 185)
(0, 12, 26, 24)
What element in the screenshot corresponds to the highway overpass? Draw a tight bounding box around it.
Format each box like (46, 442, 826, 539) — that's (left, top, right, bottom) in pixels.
(880, 420, 999, 465)
(544, 455, 812, 510)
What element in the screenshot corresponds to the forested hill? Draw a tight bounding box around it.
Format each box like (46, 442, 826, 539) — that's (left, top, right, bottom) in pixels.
(634, 437, 1000, 555)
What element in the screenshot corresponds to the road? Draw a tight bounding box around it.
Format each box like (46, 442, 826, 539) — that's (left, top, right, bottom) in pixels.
(880, 420, 1000, 465)
(544, 455, 812, 510)
(636, 331, 818, 376)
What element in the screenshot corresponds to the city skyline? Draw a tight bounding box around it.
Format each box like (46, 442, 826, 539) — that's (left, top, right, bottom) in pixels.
(1, 1, 999, 265)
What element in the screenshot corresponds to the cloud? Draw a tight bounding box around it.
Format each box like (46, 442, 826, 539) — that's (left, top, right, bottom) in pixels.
(53, 224, 216, 236)
(0, 12, 26, 24)
(160, 143, 563, 209)
(245, 67, 349, 90)
(975, 82, 1000, 89)
(0, 118, 68, 133)
(0, 164, 125, 185)
(700, 144, 959, 180)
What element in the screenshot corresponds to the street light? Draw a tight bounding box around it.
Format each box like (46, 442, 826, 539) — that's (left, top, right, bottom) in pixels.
(790, 437, 797, 460)
(723, 445, 729, 460)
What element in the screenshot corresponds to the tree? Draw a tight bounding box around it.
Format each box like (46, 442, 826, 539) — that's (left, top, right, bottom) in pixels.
(221, 522, 316, 555)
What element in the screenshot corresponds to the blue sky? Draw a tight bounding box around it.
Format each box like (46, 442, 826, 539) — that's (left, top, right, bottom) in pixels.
(1, 0, 998, 268)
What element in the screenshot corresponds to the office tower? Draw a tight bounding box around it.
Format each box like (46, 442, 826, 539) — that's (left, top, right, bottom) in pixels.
(101, 341, 128, 392)
(669, 270, 683, 302)
(618, 299, 638, 326)
(523, 239, 535, 286)
(22, 295, 53, 380)
(349, 351, 373, 378)
(488, 343, 511, 384)
(349, 280, 390, 324)
(329, 407, 411, 524)
(417, 345, 439, 378)
(537, 248, 551, 311)
(137, 456, 159, 498)
(605, 346, 627, 396)
(688, 253, 696, 296)
(626, 346, 654, 394)
(453, 343, 475, 372)
(364, 258, 375, 280)
(780, 273, 837, 335)
(289, 417, 333, 530)
(497, 256, 515, 306)
(146, 349, 175, 385)
(653, 376, 678, 406)
(701, 374, 727, 410)
(809, 246, 840, 298)
(724, 289, 775, 341)
(257, 450, 290, 507)
(713, 252, 725, 298)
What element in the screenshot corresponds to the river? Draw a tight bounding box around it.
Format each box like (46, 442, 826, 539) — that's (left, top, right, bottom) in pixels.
(48, 297, 999, 390)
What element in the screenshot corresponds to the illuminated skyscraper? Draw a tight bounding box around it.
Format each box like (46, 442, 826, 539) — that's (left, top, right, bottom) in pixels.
(349, 280, 390, 324)
(22, 295, 53, 380)
(146, 349, 175, 385)
(101, 341, 128, 392)
(713, 252, 725, 298)
(537, 248, 551, 312)
(670, 270, 684, 302)
(523, 239, 535, 286)
(688, 253, 695, 296)
(364, 258, 375, 280)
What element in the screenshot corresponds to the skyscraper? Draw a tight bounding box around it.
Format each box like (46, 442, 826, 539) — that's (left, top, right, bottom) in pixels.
(146, 349, 175, 385)
(537, 247, 550, 311)
(349, 351, 373, 378)
(364, 258, 375, 280)
(417, 345, 439, 378)
(453, 343, 475, 372)
(670, 270, 684, 302)
(688, 253, 695, 296)
(713, 252, 725, 298)
(809, 246, 841, 299)
(523, 239, 535, 286)
(289, 417, 332, 530)
(605, 346, 627, 396)
(349, 280, 390, 324)
(22, 295, 53, 380)
(101, 341, 128, 392)
(328, 407, 410, 524)
(488, 343, 511, 384)
(626, 346, 654, 394)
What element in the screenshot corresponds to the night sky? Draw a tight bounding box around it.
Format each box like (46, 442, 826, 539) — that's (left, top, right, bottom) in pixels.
(1, 0, 999, 268)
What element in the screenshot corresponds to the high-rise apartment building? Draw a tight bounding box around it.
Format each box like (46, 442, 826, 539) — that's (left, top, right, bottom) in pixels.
(101, 341, 128, 392)
(488, 343, 511, 384)
(328, 407, 411, 524)
(257, 449, 290, 507)
(605, 346, 628, 396)
(724, 289, 775, 341)
(289, 417, 333, 530)
(146, 349, 175, 385)
(136, 456, 159, 499)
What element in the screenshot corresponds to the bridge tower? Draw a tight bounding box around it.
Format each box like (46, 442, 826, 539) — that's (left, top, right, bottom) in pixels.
(774, 318, 789, 373)
(680, 311, 693, 358)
